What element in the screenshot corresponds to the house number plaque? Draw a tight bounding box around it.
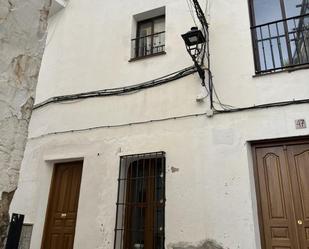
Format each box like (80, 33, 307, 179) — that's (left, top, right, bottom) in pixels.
(295, 119, 307, 129)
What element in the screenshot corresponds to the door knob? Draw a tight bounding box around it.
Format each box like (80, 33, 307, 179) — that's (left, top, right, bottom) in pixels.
(297, 220, 303, 225)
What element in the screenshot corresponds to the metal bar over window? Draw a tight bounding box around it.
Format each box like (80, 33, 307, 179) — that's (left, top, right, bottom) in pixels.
(114, 152, 166, 249)
(131, 32, 166, 59)
(251, 13, 309, 74)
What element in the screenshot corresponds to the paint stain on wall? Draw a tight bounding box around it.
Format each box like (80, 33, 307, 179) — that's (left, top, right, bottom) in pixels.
(171, 166, 180, 173)
(170, 239, 224, 249)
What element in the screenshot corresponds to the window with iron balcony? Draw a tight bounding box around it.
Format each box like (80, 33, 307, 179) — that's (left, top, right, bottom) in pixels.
(249, 0, 309, 74)
(130, 16, 166, 60)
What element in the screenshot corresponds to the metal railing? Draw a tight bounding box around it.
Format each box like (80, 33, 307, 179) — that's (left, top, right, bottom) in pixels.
(251, 13, 309, 73)
(131, 31, 165, 59)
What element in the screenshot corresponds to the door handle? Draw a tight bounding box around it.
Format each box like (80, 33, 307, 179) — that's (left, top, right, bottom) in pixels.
(297, 220, 303, 225)
(61, 213, 67, 218)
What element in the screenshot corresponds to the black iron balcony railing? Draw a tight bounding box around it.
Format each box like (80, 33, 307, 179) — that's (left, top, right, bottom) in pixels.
(251, 13, 309, 74)
(131, 31, 165, 60)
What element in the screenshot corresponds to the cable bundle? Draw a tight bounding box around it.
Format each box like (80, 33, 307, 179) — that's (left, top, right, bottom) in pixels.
(34, 66, 197, 110)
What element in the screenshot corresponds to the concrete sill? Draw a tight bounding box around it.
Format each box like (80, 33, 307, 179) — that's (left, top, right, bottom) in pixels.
(129, 51, 166, 62)
(253, 64, 309, 78)
(49, 0, 67, 17)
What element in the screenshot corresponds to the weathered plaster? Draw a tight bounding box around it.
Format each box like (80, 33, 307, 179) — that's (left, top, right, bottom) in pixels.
(8, 0, 309, 249)
(10, 104, 309, 249)
(171, 166, 180, 173)
(169, 240, 224, 249)
(0, 0, 50, 247)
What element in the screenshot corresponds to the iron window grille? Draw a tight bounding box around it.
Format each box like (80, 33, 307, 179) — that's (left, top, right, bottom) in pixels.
(250, 0, 309, 74)
(114, 152, 166, 249)
(131, 16, 166, 60)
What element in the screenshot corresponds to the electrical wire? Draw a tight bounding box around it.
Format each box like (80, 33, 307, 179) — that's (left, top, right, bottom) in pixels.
(187, 0, 306, 113)
(188, 0, 236, 111)
(204, 0, 211, 22)
(213, 98, 309, 113)
(186, 0, 198, 27)
(28, 111, 208, 140)
(183, 1, 303, 114)
(187, 0, 208, 66)
(28, 98, 309, 141)
(211, 80, 236, 110)
(33, 66, 197, 110)
(184, 0, 211, 106)
(189, 0, 256, 112)
(45, 0, 289, 116)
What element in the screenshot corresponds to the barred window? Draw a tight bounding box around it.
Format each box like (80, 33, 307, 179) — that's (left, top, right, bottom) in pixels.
(114, 152, 166, 249)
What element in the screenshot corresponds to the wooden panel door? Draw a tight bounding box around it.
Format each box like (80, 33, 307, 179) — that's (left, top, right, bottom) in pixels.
(255, 146, 300, 249)
(41, 161, 83, 249)
(287, 144, 309, 249)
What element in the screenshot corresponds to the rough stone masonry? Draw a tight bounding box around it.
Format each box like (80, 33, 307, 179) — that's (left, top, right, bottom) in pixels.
(0, 0, 50, 247)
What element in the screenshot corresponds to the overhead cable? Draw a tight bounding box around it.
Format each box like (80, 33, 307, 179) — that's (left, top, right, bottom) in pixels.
(186, 0, 198, 27)
(29, 98, 309, 140)
(33, 66, 197, 110)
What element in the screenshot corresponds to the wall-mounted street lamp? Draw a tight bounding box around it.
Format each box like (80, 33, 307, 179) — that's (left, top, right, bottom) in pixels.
(181, 1, 213, 111)
(181, 27, 208, 102)
(181, 27, 206, 84)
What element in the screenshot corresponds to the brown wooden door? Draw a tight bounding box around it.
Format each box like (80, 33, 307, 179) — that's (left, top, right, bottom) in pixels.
(253, 141, 309, 249)
(41, 161, 83, 249)
(287, 144, 309, 249)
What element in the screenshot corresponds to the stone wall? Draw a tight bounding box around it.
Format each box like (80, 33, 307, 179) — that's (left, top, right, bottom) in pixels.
(0, 0, 50, 247)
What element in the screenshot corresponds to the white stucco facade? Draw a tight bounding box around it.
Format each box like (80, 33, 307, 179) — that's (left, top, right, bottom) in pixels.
(10, 0, 309, 249)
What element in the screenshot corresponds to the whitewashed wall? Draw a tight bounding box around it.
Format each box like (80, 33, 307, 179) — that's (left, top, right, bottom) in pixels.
(10, 0, 309, 249)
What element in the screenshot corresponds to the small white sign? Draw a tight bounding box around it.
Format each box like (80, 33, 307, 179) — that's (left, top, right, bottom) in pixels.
(295, 119, 307, 129)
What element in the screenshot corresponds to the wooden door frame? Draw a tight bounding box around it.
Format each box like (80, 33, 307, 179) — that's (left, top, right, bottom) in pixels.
(40, 160, 84, 249)
(251, 135, 309, 249)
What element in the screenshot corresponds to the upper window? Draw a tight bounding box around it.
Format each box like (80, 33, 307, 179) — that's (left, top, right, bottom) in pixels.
(249, 0, 309, 73)
(114, 152, 165, 249)
(130, 7, 166, 60)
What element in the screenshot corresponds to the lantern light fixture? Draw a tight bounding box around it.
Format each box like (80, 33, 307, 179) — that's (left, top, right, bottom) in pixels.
(181, 27, 206, 47)
(181, 26, 207, 101)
